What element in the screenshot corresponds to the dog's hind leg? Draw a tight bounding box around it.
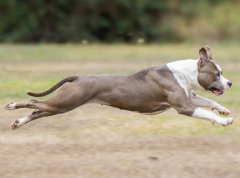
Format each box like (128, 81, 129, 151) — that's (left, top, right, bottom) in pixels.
(6, 79, 97, 130)
(4, 99, 43, 110)
(4, 78, 94, 112)
(11, 110, 54, 130)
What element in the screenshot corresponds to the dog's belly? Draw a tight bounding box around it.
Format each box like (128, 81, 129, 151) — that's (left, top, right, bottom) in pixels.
(87, 98, 171, 114)
(118, 102, 171, 113)
(130, 102, 171, 114)
(140, 106, 171, 115)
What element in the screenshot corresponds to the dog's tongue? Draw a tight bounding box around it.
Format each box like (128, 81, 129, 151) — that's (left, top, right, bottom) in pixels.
(213, 89, 223, 95)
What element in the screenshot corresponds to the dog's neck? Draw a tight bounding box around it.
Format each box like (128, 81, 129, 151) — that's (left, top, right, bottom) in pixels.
(166, 59, 206, 95)
(189, 60, 207, 92)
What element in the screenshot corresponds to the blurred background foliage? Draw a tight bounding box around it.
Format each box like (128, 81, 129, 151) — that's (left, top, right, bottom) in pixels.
(0, 0, 239, 43)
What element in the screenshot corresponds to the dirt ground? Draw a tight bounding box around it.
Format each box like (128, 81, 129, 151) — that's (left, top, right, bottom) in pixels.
(1, 105, 240, 178)
(0, 44, 240, 177)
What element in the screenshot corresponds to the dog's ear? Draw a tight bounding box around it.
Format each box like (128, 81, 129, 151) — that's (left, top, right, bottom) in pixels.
(199, 47, 209, 66)
(205, 45, 212, 60)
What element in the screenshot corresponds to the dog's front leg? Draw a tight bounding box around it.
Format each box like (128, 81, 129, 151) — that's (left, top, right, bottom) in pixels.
(191, 107, 233, 126)
(167, 91, 233, 126)
(189, 91, 230, 115)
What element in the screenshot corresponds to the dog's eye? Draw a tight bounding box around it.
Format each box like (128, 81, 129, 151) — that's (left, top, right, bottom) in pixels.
(216, 73, 220, 77)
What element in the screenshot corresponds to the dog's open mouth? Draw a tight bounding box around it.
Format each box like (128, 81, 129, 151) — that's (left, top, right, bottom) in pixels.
(211, 87, 224, 95)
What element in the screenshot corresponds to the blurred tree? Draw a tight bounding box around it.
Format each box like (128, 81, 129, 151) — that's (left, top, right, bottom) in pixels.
(0, 0, 239, 43)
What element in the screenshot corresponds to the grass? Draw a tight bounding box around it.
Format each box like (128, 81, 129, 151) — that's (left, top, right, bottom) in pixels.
(1, 44, 240, 177)
(0, 44, 240, 135)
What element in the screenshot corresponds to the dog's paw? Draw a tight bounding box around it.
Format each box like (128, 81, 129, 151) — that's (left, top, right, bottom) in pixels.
(217, 117, 234, 126)
(214, 105, 230, 115)
(218, 108, 230, 116)
(11, 120, 19, 130)
(4, 102, 16, 110)
(11, 117, 30, 130)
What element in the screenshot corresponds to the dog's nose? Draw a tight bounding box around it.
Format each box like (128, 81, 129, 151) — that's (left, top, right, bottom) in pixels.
(228, 81, 232, 87)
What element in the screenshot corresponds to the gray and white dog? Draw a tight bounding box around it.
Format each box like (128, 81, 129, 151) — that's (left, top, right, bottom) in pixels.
(4, 46, 233, 130)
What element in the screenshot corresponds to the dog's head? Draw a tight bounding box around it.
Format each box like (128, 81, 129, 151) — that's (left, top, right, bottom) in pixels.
(197, 46, 232, 96)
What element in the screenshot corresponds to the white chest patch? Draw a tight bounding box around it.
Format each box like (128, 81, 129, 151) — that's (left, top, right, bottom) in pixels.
(166, 60, 197, 97)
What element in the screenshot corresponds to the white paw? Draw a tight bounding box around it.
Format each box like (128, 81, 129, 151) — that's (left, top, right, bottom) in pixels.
(216, 117, 234, 126)
(4, 102, 16, 110)
(11, 117, 30, 130)
(214, 105, 230, 115)
(11, 120, 19, 130)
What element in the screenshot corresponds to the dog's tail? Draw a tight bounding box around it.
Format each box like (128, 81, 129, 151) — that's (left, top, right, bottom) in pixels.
(27, 76, 78, 97)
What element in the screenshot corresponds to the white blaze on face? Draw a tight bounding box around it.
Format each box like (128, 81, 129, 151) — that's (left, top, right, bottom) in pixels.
(214, 63, 230, 90)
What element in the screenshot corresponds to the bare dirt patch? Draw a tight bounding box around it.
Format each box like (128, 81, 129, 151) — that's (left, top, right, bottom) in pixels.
(1, 44, 239, 177)
(1, 105, 240, 178)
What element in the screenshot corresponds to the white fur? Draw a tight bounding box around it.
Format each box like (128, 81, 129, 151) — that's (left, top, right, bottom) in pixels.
(220, 75, 230, 90)
(192, 108, 233, 126)
(214, 63, 230, 90)
(215, 63, 222, 72)
(12, 116, 31, 129)
(4, 102, 16, 110)
(166, 59, 206, 96)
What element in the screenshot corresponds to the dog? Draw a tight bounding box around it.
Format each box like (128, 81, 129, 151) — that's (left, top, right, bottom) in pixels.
(4, 46, 233, 130)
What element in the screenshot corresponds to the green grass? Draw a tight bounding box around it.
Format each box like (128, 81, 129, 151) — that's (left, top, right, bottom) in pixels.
(0, 44, 239, 136)
(1, 43, 240, 63)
